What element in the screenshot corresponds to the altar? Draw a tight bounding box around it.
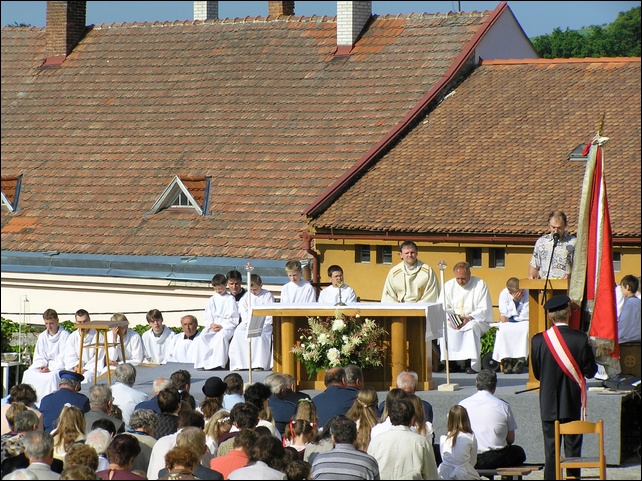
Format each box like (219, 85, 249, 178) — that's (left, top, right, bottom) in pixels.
(251, 302, 445, 390)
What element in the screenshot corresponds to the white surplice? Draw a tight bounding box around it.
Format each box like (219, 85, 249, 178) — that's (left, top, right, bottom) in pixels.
(317, 284, 357, 305)
(141, 325, 173, 364)
(166, 332, 199, 363)
(280, 280, 316, 303)
(101, 328, 145, 374)
(22, 327, 70, 405)
(193, 292, 240, 369)
(438, 276, 493, 371)
(63, 328, 105, 384)
(492, 287, 530, 361)
(228, 288, 275, 370)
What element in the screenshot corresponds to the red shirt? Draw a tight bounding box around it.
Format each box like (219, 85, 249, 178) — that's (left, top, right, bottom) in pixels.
(209, 449, 248, 480)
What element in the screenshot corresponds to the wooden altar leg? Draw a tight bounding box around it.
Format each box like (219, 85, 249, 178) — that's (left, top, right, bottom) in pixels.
(103, 330, 111, 385)
(78, 328, 86, 372)
(281, 316, 296, 377)
(390, 316, 407, 390)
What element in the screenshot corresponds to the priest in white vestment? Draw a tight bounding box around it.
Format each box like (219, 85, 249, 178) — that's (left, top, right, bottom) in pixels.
(193, 274, 240, 370)
(492, 278, 529, 374)
(22, 308, 69, 405)
(100, 313, 145, 374)
(439, 262, 493, 373)
(381, 241, 439, 303)
(63, 309, 105, 384)
(141, 309, 173, 364)
(228, 274, 275, 371)
(166, 315, 200, 363)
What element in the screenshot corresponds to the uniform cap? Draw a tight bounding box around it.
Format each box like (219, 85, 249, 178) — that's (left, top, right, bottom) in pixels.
(544, 294, 571, 313)
(59, 370, 85, 383)
(202, 376, 227, 397)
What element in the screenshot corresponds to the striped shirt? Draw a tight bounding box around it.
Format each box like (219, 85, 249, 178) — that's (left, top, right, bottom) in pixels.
(311, 443, 380, 480)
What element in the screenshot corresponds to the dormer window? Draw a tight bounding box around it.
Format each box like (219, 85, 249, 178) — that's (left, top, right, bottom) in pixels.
(569, 144, 589, 161)
(147, 175, 211, 216)
(1, 174, 22, 213)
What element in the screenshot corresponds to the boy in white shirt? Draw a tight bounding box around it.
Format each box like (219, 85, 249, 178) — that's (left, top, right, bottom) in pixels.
(228, 274, 275, 371)
(281, 260, 316, 304)
(193, 273, 240, 370)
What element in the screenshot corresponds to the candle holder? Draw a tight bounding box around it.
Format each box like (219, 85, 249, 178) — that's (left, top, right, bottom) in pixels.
(334, 281, 346, 306)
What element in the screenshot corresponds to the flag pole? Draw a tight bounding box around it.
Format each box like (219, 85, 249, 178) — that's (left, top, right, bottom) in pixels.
(245, 262, 254, 384)
(437, 260, 459, 391)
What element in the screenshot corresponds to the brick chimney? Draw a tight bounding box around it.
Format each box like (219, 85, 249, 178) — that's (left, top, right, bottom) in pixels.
(336, 1, 372, 56)
(44, 1, 87, 66)
(268, 1, 295, 17)
(194, 1, 218, 21)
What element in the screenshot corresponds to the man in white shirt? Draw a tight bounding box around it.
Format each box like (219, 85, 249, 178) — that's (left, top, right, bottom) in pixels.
(318, 265, 357, 305)
(459, 369, 526, 469)
(141, 309, 173, 365)
(22, 309, 69, 405)
(62, 309, 104, 384)
(381, 241, 439, 303)
(439, 262, 493, 374)
(111, 363, 148, 430)
(166, 315, 200, 364)
(193, 274, 240, 370)
(492, 277, 530, 374)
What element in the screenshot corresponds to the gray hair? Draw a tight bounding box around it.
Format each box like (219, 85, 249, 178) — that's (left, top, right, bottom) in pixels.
(152, 377, 172, 394)
(129, 409, 158, 433)
(22, 430, 54, 459)
(14, 410, 39, 433)
(114, 363, 137, 386)
(475, 369, 497, 393)
(59, 378, 81, 391)
(264, 373, 287, 396)
(345, 364, 363, 384)
(85, 428, 112, 455)
(88, 384, 113, 406)
(396, 371, 419, 392)
(3, 469, 39, 480)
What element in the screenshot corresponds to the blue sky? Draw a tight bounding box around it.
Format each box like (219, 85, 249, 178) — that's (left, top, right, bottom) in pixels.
(1, 1, 640, 38)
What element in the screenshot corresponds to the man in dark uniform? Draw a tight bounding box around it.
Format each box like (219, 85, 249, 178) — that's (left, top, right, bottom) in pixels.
(531, 295, 598, 480)
(38, 370, 90, 432)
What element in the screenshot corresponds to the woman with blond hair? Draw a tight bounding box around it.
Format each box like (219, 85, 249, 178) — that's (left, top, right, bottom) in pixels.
(346, 386, 379, 451)
(51, 405, 86, 461)
(203, 409, 232, 457)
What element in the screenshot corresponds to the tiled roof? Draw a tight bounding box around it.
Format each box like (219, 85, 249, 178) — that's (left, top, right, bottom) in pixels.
(1, 10, 497, 260)
(309, 58, 641, 240)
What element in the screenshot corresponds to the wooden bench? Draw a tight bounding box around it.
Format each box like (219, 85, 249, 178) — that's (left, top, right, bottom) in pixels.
(477, 465, 543, 480)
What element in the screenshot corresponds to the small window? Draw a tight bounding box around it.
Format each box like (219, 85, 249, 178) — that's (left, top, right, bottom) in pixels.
(355, 245, 371, 263)
(569, 144, 589, 162)
(466, 247, 482, 268)
(613, 251, 621, 272)
(377, 246, 393, 264)
(171, 191, 192, 207)
(489, 248, 505, 268)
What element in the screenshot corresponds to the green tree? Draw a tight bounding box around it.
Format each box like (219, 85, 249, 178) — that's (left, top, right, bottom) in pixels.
(532, 6, 640, 58)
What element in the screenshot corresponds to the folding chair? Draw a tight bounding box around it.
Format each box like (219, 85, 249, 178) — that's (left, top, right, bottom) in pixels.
(555, 419, 606, 480)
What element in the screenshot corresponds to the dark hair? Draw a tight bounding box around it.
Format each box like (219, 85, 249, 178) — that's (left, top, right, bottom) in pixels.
(43, 308, 59, 321)
(230, 402, 259, 430)
(157, 388, 181, 414)
(164, 445, 199, 471)
(146, 309, 163, 323)
(548, 210, 567, 226)
(65, 443, 99, 471)
(388, 398, 414, 426)
(399, 240, 418, 252)
(329, 415, 357, 444)
(323, 367, 346, 386)
(381, 388, 407, 421)
(91, 418, 116, 436)
(475, 369, 497, 392)
(224, 373, 244, 394)
(178, 410, 205, 430)
(171, 369, 191, 389)
(621, 274, 639, 293)
(248, 434, 286, 470)
(226, 270, 243, 282)
(326, 265, 343, 277)
(211, 273, 227, 287)
(286, 459, 312, 480)
(244, 382, 272, 409)
(8, 384, 37, 406)
(313, 414, 343, 443)
(75, 309, 90, 319)
(105, 433, 140, 467)
(60, 465, 100, 480)
(233, 428, 259, 451)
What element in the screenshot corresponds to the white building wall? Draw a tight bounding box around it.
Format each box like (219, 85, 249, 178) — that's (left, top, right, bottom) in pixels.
(475, 8, 539, 61)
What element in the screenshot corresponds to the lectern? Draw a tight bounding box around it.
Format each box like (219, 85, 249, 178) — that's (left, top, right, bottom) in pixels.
(252, 302, 444, 390)
(519, 279, 569, 389)
(76, 320, 128, 385)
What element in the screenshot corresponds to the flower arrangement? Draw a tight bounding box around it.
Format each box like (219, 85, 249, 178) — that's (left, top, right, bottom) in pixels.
(290, 311, 388, 380)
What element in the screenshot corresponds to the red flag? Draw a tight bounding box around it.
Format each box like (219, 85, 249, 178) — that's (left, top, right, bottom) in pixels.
(568, 135, 619, 366)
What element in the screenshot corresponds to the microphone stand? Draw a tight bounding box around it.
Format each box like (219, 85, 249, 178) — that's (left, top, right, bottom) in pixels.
(541, 234, 559, 305)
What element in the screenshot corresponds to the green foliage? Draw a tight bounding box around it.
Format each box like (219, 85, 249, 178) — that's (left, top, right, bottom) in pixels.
(480, 326, 497, 357)
(61, 320, 77, 333)
(532, 6, 640, 58)
(132, 324, 151, 336)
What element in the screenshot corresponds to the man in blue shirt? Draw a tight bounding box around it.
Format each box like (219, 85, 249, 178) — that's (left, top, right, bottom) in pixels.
(312, 367, 358, 427)
(38, 370, 90, 432)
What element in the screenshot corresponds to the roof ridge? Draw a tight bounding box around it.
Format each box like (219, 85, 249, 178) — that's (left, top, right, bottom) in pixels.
(481, 57, 641, 65)
(90, 15, 338, 30)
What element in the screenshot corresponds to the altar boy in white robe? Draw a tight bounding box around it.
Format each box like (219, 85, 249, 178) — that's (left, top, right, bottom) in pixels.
(438, 262, 494, 374)
(22, 308, 69, 405)
(228, 274, 275, 371)
(63, 308, 105, 384)
(318, 265, 357, 305)
(193, 274, 240, 370)
(492, 277, 530, 374)
(101, 313, 145, 373)
(141, 309, 173, 364)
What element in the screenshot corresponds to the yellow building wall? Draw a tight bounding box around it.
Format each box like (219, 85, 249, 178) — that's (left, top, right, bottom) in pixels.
(314, 240, 641, 320)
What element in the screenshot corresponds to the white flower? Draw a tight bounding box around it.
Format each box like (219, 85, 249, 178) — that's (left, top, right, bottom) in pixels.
(327, 348, 340, 365)
(318, 333, 329, 345)
(332, 318, 345, 331)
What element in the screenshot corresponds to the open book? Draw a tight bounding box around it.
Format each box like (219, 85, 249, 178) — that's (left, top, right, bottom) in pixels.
(446, 310, 465, 329)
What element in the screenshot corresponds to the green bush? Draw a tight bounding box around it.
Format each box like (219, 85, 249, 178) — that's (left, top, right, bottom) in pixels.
(480, 326, 497, 357)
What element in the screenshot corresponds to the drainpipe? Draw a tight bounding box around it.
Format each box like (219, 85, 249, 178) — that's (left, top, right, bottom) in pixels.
(301, 232, 320, 296)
